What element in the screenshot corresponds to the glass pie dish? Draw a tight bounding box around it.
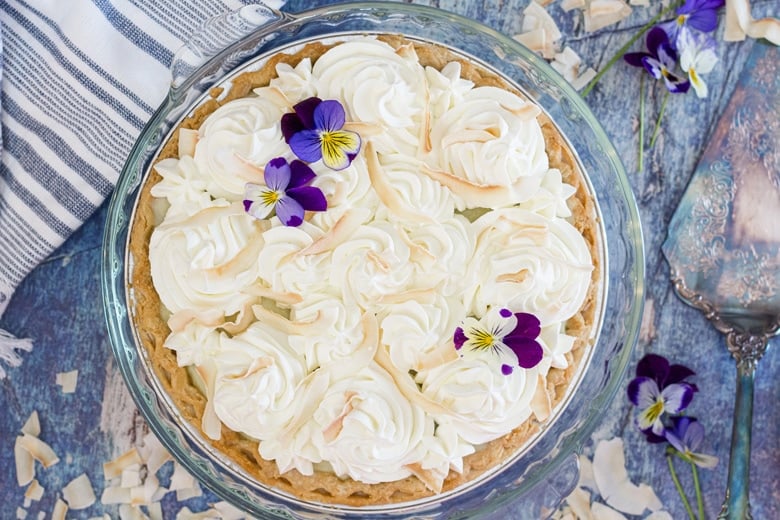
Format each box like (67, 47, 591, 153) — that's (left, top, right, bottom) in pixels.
(101, 2, 645, 518)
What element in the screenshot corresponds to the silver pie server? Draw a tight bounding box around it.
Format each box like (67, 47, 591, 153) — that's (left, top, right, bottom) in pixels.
(662, 42, 779, 520)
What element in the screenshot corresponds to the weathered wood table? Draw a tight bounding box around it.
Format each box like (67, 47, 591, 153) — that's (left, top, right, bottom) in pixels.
(1, 1, 777, 518)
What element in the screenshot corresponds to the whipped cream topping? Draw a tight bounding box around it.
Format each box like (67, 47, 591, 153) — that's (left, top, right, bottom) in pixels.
(148, 36, 595, 491)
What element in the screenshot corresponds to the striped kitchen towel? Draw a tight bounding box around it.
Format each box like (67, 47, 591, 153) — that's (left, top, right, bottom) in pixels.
(0, 0, 284, 378)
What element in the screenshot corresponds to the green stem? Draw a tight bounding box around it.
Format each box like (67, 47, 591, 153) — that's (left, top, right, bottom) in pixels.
(638, 74, 645, 173)
(691, 461, 705, 520)
(580, 1, 682, 97)
(667, 454, 697, 520)
(650, 89, 670, 148)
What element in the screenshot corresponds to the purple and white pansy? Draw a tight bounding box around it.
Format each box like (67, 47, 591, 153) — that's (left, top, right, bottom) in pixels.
(243, 157, 327, 227)
(453, 307, 543, 376)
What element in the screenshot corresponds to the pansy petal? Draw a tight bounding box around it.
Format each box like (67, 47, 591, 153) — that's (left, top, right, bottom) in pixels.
(243, 184, 276, 220)
(293, 96, 322, 129)
(661, 382, 695, 413)
(664, 428, 687, 453)
(503, 337, 543, 369)
(275, 196, 305, 227)
(484, 308, 517, 338)
(657, 43, 679, 69)
(453, 327, 467, 349)
(627, 376, 660, 407)
(288, 160, 317, 189)
(646, 27, 670, 56)
(664, 75, 691, 94)
(314, 99, 346, 132)
(687, 9, 719, 32)
(281, 113, 305, 143)
(511, 312, 541, 338)
(624, 51, 650, 68)
(636, 353, 670, 381)
(641, 56, 664, 80)
(682, 419, 705, 450)
(690, 452, 719, 469)
(288, 185, 328, 212)
(667, 363, 695, 385)
(264, 157, 291, 191)
(321, 130, 361, 170)
(289, 130, 324, 163)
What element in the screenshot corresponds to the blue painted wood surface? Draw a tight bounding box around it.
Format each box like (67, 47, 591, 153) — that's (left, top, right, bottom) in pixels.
(1, 1, 778, 518)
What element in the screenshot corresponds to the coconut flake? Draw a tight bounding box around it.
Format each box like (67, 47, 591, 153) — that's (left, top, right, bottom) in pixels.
(17, 433, 59, 468)
(176, 480, 203, 502)
(725, 0, 780, 43)
(584, 0, 633, 32)
(169, 462, 197, 491)
(62, 473, 97, 510)
(16, 508, 27, 520)
(561, 0, 586, 11)
(178, 128, 199, 158)
(101, 485, 132, 504)
(120, 466, 142, 488)
(51, 499, 68, 520)
(592, 438, 664, 515)
(55, 370, 79, 394)
(211, 501, 247, 520)
(591, 501, 630, 519)
(24, 479, 44, 501)
(118, 505, 148, 520)
(103, 447, 143, 480)
(523, 2, 562, 40)
(14, 437, 35, 487)
(21, 411, 40, 437)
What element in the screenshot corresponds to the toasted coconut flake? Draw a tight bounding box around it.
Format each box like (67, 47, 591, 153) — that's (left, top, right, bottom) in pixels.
(55, 370, 79, 394)
(629, 0, 649, 5)
(593, 438, 663, 515)
(584, 0, 632, 32)
(366, 142, 435, 223)
(342, 121, 383, 136)
(322, 391, 360, 443)
(194, 363, 222, 441)
(147, 502, 164, 520)
(242, 285, 303, 305)
(178, 128, 199, 158)
(419, 164, 520, 207)
(523, 2, 562, 40)
(212, 501, 247, 520)
(51, 499, 68, 520)
(62, 473, 96, 510)
(130, 482, 156, 506)
(18, 433, 59, 468)
(24, 479, 44, 501)
(101, 485, 132, 504)
(561, 0, 586, 11)
(175, 480, 202, 502)
(405, 462, 445, 493)
(571, 67, 598, 91)
(591, 502, 631, 519)
(21, 411, 40, 437)
(140, 432, 173, 475)
(120, 466, 142, 488)
(118, 504, 147, 520)
(513, 28, 556, 60)
(566, 486, 594, 518)
(378, 287, 437, 305)
(725, 0, 780, 43)
(16, 507, 27, 520)
(169, 462, 197, 491)
(14, 437, 35, 487)
(296, 208, 367, 256)
(414, 344, 459, 372)
(252, 305, 328, 336)
(103, 447, 143, 480)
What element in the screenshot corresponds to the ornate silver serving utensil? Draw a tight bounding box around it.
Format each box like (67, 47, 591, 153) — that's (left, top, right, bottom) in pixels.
(662, 42, 778, 520)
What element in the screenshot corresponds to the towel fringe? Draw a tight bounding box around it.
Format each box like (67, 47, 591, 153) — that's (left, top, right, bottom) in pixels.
(0, 328, 33, 379)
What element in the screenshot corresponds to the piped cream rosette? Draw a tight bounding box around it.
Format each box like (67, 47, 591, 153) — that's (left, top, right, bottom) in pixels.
(145, 36, 594, 494)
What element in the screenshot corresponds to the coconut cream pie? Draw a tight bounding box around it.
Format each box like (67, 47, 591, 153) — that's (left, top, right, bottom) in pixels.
(128, 35, 602, 506)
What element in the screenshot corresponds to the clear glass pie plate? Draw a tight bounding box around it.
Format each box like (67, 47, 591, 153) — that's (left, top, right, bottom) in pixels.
(101, 2, 645, 518)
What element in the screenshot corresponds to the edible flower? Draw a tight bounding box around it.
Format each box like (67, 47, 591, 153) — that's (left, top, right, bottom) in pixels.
(665, 416, 719, 469)
(243, 157, 327, 227)
(626, 354, 717, 520)
(626, 353, 697, 435)
(624, 27, 690, 94)
(660, 0, 725, 46)
(678, 28, 718, 98)
(453, 308, 543, 376)
(281, 97, 361, 170)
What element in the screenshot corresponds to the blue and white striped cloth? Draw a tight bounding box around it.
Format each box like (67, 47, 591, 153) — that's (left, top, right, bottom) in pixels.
(0, 0, 284, 377)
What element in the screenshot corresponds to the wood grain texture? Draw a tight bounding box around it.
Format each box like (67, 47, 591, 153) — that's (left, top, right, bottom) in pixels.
(1, 1, 777, 518)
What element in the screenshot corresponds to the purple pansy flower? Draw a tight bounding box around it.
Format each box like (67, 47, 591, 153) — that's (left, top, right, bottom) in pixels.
(243, 157, 327, 227)
(453, 308, 543, 376)
(661, 0, 725, 46)
(624, 27, 691, 94)
(664, 416, 719, 468)
(281, 97, 361, 171)
(627, 353, 698, 435)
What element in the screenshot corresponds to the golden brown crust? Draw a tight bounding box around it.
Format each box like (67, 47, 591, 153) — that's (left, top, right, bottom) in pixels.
(128, 35, 601, 506)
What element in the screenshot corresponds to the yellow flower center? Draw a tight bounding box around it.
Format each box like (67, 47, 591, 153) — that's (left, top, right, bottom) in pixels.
(469, 327, 496, 350)
(645, 399, 665, 424)
(261, 190, 281, 206)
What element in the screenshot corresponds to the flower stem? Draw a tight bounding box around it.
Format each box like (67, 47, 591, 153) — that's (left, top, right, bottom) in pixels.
(650, 89, 670, 148)
(691, 461, 705, 520)
(667, 454, 697, 520)
(580, 1, 682, 97)
(639, 74, 645, 173)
